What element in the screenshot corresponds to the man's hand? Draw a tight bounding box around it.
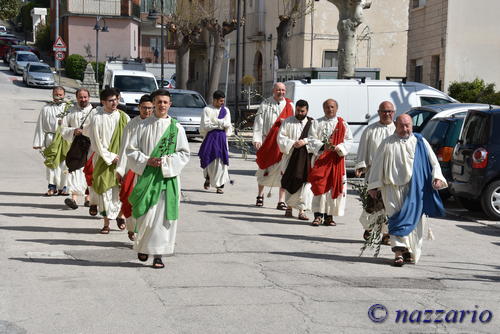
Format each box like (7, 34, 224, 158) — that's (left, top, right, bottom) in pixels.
(74, 128, 83, 136)
(115, 173, 123, 184)
(368, 189, 379, 199)
(432, 179, 445, 190)
(355, 168, 366, 178)
(253, 142, 262, 150)
(147, 157, 162, 168)
(33, 146, 41, 150)
(293, 139, 306, 148)
(112, 156, 119, 164)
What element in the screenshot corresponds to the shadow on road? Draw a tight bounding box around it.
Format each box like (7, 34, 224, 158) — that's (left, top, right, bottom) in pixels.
(0, 225, 98, 234)
(456, 224, 500, 237)
(17, 238, 132, 249)
(9, 257, 144, 268)
(260, 233, 364, 244)
(183, 199, 253, 208)
(270, 251, 389, 265)
(0, 202, 71, 210)
(0, 191, 46, 197)
(0, 212, 98, 220)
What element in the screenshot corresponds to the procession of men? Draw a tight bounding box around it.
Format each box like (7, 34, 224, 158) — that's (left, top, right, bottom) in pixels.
(32, 82, 446, 268)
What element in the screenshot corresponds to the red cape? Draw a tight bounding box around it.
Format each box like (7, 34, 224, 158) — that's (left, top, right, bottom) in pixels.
(119, 170, 135, 218)
(83, 152, 94, 186)
(308, 117, 346, 199)
(255, 98, 294, 170)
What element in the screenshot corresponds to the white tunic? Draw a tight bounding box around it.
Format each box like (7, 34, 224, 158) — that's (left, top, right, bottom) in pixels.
(127, 116, 190, 255)
(115, 116, 147, 177)
(277, 116, 314, 211)
(199, 105, 233, 188)
(355, 122, 396, 175)
(61, 104, 93, 196)
(89, 107, 130, 219)
(253, 97, 294, 187)
(367, 134, 447, 263)
(307, 116, 353, 216)
(33, 102, 68, 189)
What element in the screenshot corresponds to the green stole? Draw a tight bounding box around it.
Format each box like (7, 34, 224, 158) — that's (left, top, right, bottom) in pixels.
(43, 126, 70, 169)
(92, 110, 128, 194)
(129, 118, 179, 221)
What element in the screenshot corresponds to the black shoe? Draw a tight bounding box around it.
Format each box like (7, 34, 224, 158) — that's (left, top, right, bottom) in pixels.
(152, 257, 164, 269)
(64, 198, 78, 210)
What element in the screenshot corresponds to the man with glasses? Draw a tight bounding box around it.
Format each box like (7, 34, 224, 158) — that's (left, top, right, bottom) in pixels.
(355, 101, 396, 242)
(89, 87, 130, 234)
(115, 94, 153, 240)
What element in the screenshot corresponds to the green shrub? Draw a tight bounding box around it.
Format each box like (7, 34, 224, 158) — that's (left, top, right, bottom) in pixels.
(448, 79, 496, 103)
(34, 23, 51, 52)
(90, 61, 105, 84)
(64, 54, 88, 80)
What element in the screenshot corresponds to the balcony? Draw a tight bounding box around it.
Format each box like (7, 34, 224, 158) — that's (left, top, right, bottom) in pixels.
(245, 11, 266, 41)
(63, 0, 121, 16)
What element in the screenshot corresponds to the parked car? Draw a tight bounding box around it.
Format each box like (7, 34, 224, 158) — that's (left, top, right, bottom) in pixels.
(0, 36, 19, 59)
(9, 51, 39, 75)
(157, 78, 175, 89)
(449, 107, 500, 219)
(4, 44, 40, 63)
(23, 62, 55, 88)
(0, 26, 7, 33)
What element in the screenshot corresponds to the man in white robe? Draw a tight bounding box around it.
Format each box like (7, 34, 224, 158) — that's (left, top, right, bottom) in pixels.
(89, 88, 130, 234)
(33, 86, 69, 196)
(368, 114, 447, 266)
(127, 89, 190, 269)
(355, 101, 396, 241)
(115, 94, 153, 241)
(277, 100, 314, 220)
(307, 99, 353, 226)
(253, 82, 294, 209)
(199, 90, 233, 194)
(61, 88, 93, 209)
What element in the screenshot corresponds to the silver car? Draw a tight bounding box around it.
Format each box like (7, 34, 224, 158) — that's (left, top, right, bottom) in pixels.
(169, 89, 207, 138)
(9, 51, 39, 75)
(23, 62, 55, 88)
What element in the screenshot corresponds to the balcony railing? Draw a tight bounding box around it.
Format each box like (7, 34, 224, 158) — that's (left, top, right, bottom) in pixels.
(64, 0, 121, 16)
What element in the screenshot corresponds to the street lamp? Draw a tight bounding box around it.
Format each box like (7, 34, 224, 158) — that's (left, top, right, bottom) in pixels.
(94, 16, 109, 85)
(148, 0, 165, 86)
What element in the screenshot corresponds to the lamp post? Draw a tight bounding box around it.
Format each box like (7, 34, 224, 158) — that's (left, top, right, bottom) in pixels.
(148, 0, 165, 87)
(94, 16, 109, 85)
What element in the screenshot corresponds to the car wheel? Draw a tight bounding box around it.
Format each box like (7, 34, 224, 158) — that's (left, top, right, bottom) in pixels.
(481, 180, 500, 220)
(457, 196, 482, 212)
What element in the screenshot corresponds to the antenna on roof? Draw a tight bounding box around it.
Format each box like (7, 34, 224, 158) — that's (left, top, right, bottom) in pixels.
(386, 76, 407, 84)
(301, 77, 312, 84)
(344, 76, 366, 83)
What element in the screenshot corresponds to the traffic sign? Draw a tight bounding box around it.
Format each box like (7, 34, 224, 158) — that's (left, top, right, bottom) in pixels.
(53, 36, 67, 51)
(55, 51, 65, 61)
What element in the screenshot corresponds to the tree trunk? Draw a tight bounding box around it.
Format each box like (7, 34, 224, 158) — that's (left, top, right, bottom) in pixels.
(175, 35, 190, 90)
(207, 34, 225, 104)
(276, 17, 293, 69)
(327, 0, 371, 78)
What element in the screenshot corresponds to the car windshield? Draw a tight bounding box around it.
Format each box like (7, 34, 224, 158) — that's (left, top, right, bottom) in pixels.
(17, 54, 38, 62)
(114, 75, 157, 93)
(29, 65, 52, 73)
(421, 119, 449, 147)
(461, 113, 490, 145)
(171, 93, 206, 108)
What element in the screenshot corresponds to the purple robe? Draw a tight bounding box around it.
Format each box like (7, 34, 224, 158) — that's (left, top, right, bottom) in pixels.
(198, 105, 229, 169)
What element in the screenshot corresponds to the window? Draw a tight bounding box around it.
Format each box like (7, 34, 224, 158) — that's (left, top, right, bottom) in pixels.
(412, 0, 427, 9)
(414, 59, 423, 83)
(462, 113, 490, 146)
(431, 55, 440, 89)
(408, 109, 435, 132)
(420, 96, 453, 106)
(323, 51, 338, 67)
(171, 92, 206, 108)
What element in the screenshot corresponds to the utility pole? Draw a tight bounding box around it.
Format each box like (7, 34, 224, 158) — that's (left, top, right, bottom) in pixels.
(160, 0, 164, 85)
(55, 0, 60, 79)
(234, 0, 242, 127)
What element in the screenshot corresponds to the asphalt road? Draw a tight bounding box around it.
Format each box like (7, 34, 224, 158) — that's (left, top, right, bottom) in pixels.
(0, 62, 499, 334)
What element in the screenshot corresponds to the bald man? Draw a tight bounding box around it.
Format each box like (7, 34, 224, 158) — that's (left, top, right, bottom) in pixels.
(253, 82, 294, 209)
(355, 101, 396, 241)
(367, 114, 447, 267)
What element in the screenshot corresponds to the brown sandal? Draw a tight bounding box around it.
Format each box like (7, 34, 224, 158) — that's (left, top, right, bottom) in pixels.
(284, 208, 293, 217)
(256, 196, 264, 207)
(393, 255, 404, 267)
(311, 216, 322, 226)
(100, 226, 110, 234)
(116, 218, 126, 230)
(298, 212, 309, 221)
(89, 205, 98, 216)
(128, 231, 135, 241)
(323, 216, 336, 226)
(381, 234, 390, 245)
(203, 179, 210, 190)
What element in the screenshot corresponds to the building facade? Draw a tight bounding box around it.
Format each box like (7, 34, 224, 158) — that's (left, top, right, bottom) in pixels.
(407, 0, 500, 92)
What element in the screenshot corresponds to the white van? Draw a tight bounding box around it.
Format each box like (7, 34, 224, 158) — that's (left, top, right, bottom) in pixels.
(103, 61, 158, 115)
(284, 79, 458, 168)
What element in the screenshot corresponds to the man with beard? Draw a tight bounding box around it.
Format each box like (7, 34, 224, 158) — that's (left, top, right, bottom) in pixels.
(277, 99, 314, 220)
(61, 88, 94, 209)
(368, 114, 446, 266)
(198, 90, 233, 194)
(307, 99, 353, 226)
(89, 87, 130, 234)
(253, 82, 294, 209)
(115, 94, 154, 240)
(127, 89, 190, 269)
(33, 86, 69, 196)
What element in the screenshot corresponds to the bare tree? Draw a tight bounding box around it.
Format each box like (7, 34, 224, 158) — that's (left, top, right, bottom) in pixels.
(276, 0, 314, 69)
(326, 0, 372, 78)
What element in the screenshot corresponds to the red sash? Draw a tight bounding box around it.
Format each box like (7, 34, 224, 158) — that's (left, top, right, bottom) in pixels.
(83, 152, 94, 186)
(256, 98, 294, 170)
(308, 117, 346, 199)
(119, 170, 135, 218)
